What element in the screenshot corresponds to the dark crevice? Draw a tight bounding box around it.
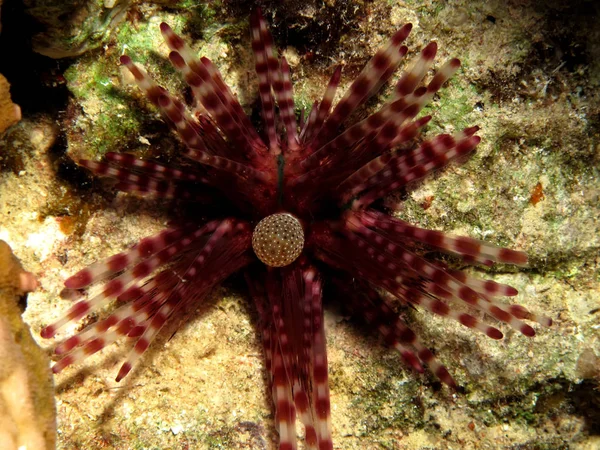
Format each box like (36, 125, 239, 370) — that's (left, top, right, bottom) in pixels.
(0, 0, 71, 115)
(221, 0, 372, 62)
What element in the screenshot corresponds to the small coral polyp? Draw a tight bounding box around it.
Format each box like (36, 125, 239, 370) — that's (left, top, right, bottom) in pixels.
(42, 9, 551, 449)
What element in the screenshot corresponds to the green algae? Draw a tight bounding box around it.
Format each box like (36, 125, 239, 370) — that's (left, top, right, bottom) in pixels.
(64, 55, 145, 159)
(421, 82, 480, 134)
(61, 2, 236, 162)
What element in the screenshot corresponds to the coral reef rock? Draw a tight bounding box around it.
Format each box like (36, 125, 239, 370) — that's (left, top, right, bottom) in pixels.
(24, 0, 130, 58)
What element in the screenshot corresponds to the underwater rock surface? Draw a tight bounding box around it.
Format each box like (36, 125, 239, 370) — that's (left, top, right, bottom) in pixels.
(0, 0, 598, 448)
(23, 0, 129, 58)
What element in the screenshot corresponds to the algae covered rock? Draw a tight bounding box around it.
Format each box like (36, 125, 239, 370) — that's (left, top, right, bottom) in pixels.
(24, 0, 130, 58)
(0, 240, 55, 450)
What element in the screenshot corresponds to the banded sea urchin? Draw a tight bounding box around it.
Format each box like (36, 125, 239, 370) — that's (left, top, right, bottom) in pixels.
(42, 9, 552, 449)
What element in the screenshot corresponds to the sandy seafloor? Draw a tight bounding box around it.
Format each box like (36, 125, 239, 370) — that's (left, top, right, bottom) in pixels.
(0, 0, 599, 449)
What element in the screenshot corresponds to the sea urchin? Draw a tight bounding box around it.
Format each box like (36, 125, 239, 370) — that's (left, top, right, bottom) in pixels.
(42, 9, 552, 449)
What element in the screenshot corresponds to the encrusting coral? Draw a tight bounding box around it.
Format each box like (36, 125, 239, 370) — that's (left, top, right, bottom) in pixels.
(0, 74, 20, 134)
(0, 240, 55, 450)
